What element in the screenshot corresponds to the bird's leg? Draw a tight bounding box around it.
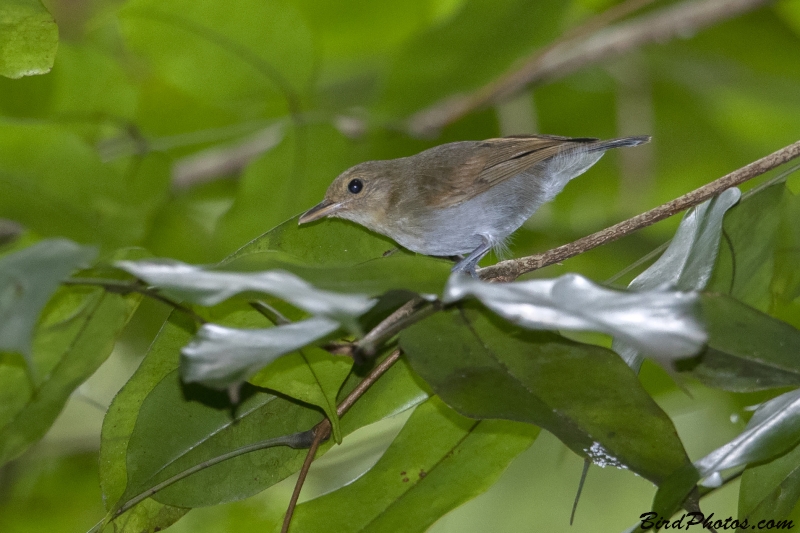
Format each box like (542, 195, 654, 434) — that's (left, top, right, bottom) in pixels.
(451, 235, 492, 279)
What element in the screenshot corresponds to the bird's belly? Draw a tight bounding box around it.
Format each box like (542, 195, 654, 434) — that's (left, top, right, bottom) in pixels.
(389, 179, 540, 256)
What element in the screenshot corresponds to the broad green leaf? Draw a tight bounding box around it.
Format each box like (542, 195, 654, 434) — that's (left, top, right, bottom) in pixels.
(0, 238, 96, 377)
(180, 319, 340, 389)
(707, 180, 784, 311)
(695, 388, 800, 482)
(103, 317, 426, 527)
(614, 188, 740, 370)
(444, 273, 706, 361)
(400, 304, 691, 485)
(676, 294, 800, 392)
(0, 284, 140, 466)
(250, 347, 353, 443)
(121, 371, 319, 509)
(102, 499, 189, 533)
(739, 441, 800, 527)
(100, 314, 197, 532)
(0, 0, 58, 79)
(223, 214, 452, 294)
(287, 396, 538, 533)
(101, 311, 318, 514)
(771, 184, 800, 329)
(650, 462, 701, 526)
(118, 0, 313, 113)
(115, 260, 377, 322)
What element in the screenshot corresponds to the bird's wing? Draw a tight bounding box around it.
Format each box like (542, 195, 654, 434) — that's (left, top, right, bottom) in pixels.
(425, 134, 598, 208)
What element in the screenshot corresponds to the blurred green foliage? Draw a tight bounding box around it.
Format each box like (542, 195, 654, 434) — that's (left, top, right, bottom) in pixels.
(1, 0, 800, 531)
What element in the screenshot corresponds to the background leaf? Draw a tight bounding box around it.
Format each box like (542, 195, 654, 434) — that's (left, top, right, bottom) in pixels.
(0, 0, 58, 79)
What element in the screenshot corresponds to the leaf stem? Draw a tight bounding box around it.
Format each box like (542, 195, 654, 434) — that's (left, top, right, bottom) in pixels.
(479, 139, 800, 281)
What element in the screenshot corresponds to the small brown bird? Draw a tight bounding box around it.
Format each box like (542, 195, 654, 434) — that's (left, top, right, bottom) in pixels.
(300, 134, 650, 276)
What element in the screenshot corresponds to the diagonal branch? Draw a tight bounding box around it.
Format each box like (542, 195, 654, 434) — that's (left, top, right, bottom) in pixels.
(281, 349, 404, 533)
(406, 0, 771, 137)
(479, 139, 800, 282)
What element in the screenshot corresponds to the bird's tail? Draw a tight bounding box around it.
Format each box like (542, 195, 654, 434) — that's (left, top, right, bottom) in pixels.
(587, 135, 651, 152)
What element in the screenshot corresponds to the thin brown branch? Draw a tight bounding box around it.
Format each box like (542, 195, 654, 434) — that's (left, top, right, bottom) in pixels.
(281, 349, 403, 532)
(172, 124, 284, 190)
(280, 426, 325, 533)
(406, 0, 771, 137)
(353, 297, 439, 357)
(480, 139, 800, 282)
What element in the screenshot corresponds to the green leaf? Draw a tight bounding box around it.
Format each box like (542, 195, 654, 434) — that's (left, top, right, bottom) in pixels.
(101, 313, 319, 514)
(101, 499, 189, 533)
(444, 273, 706, 361)
(122, 372, 319, 509)
(180, 318, 341, 389)
(614, 188, 740, 370)
(399, 304, 691, 485)
(0, 284, 140, 465)
(739, 441, 800, 527)
(288, 396, 538, 533)
(0, 238, 97, 378)
(100, 314, 197, 530)
(676, 294, 800, 392)
(250, 346, 353, 443)
(707, 180, 784, 311)
(102, 314, 428, 530)
(771, 184, 800, 329)
(115, 260, 377, 322)
(0, 0, 58, 79)
(224, 215, 452, 294)
(695, 388, 800, 480)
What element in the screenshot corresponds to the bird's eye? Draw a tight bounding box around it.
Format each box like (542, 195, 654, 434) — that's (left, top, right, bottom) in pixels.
(347, 179, 364, 194)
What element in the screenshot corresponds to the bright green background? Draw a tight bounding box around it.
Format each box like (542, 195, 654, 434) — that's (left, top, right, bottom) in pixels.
(1, 0, 800, 531)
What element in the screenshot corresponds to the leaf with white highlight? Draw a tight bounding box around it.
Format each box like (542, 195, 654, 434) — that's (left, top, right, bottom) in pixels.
(695, 389, 800, 484)
(0, 239, 97, 379)
(180, 318, 340, 389)
(115, 260, 376, 325)
(614, 189, 740, 370)
(444, 273, 706, 361)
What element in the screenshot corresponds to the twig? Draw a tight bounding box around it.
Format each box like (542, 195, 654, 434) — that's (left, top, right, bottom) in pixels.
(281, 349, 403, 533)
(63, 278, 207, 324)
(250, 300, 292, 326)
(172, 123, 284, 190)
(480, 139, 800, 281)
(406, 0, 771, 137)
(353, 297, 440, 357)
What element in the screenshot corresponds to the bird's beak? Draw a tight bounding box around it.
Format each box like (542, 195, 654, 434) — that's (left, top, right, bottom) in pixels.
(299, 199, 342, 224)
